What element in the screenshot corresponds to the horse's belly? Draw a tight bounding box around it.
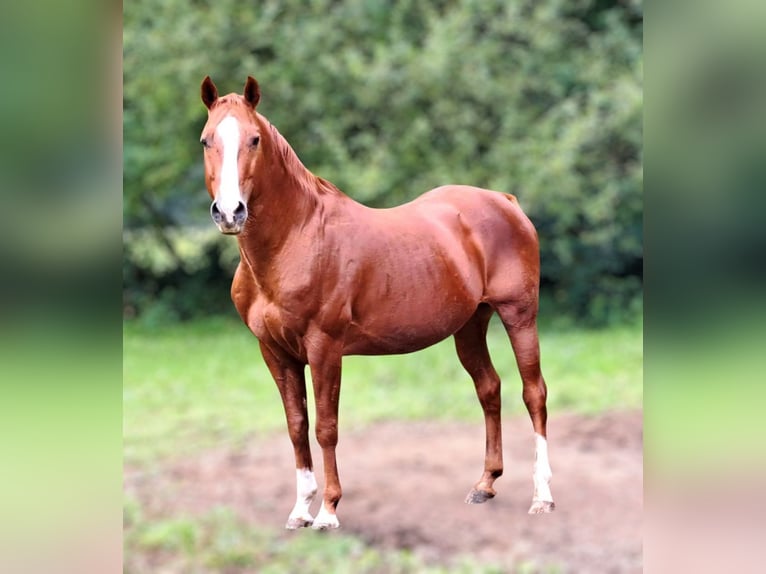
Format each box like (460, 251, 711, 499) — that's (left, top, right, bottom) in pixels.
(340, 250, 485, 355)
(343, 331, 449, 355)
(342, 301, 474, 356)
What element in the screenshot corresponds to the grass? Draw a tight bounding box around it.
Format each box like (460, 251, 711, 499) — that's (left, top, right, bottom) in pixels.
(123, 315, 642, 466)
(124, 498, 561, 574)
(123, 314, 640, 573)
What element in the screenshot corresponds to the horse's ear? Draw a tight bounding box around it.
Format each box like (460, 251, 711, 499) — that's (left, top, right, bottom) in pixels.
(201, 76, 218, 109)
(243, 76, 261, 108)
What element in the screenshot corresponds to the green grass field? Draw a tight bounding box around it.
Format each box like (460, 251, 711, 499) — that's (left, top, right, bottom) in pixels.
(124, 502, 531, 574)
(124, 315, 642, 573)
(124, 315, 642, 466)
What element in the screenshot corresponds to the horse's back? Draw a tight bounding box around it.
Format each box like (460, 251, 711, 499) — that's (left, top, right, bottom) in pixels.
(414, 184, 537, 252)
(349, 184, 540, 312)
(416, 185, 524, 218)
(415, 185, 541, 301)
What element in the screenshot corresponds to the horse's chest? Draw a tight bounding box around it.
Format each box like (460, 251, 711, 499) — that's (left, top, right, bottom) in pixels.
(246, 299, 309, 359)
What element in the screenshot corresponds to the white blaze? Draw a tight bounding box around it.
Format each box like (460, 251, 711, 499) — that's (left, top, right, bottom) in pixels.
(215, 115, 242, 214)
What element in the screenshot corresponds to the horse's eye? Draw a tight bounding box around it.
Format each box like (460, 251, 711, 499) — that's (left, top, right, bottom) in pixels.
(250, 136, 260, 148)
(200, 137, 209, 148)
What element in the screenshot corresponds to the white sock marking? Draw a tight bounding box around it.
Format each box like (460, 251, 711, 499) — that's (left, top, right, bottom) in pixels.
(533, 433, 554, 502)
(215, 115, 243, 216)
(288, 468, 317, 524)
(313, 502, 340, 530)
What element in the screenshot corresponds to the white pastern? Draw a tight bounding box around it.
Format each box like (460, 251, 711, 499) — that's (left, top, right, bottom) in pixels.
(312, 503, 340, 530)
(287, 468, 317, 526)
(215, 115, 242, 214)
(533, 433, 554, 502)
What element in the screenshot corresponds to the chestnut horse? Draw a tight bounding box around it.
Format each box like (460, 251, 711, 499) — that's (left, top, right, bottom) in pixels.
(199, 76, 555, 530)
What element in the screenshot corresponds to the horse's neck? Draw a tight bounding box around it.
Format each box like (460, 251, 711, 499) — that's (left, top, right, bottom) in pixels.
(241, 177, 316, 244)
(237, 131, 339, 282)
(266, 123, 318, 190)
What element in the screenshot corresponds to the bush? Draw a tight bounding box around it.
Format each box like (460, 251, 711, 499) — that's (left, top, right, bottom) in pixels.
(123, 227, 241, 323)
(124, 0, 642, 324)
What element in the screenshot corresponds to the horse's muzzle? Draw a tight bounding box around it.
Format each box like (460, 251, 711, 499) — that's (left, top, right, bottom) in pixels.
(211, 200, 247, 235)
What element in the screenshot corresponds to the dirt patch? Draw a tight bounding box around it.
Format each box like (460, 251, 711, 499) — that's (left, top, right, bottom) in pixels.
(125, 410, 642, 572)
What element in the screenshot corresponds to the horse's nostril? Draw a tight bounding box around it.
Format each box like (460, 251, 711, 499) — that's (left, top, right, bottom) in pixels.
(233, 201, 247, 222)
(211, 200, 246, 230)
(210, 201, 223, 222)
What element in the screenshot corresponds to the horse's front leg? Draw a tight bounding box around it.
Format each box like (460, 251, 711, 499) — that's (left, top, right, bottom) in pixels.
(258, 341, 317, 529)
(307, 339, 343, 530)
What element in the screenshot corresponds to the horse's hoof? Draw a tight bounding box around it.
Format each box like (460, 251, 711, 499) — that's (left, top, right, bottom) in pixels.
(311, 517, 340, 530)
(465, 488, 495, 504)
(311, 508, 340, 530)
(528, 500, 555, 514)
(285, 515, 314, 529)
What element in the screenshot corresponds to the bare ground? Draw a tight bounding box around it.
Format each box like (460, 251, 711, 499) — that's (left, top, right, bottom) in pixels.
(125, 410, 642, 572)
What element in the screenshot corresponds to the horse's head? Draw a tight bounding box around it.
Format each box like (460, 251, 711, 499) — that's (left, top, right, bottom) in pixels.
(199, 76, 263, 235)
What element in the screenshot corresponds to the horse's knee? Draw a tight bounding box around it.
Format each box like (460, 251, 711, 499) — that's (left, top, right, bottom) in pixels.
(285, 412, 309, 444)
(315, 422, 338, 449)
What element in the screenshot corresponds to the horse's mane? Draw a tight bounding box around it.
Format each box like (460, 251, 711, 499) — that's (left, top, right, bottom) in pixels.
(266, 121, 343, 197)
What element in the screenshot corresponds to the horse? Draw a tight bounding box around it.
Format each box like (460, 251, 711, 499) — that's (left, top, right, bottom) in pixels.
(199, 76, 555, 530)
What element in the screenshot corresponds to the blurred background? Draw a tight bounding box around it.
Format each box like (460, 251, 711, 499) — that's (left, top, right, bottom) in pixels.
(0, 1, 121, 574)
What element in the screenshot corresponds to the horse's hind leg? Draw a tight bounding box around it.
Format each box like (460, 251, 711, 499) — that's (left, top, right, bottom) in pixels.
(454, 304, 505, 504)
(496, 301, 555, 513)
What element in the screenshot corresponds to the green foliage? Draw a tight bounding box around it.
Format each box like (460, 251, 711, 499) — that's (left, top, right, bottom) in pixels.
(123, 317, 642, 466)
(124, 0, 642, 324)
(123, 226, 241, 321)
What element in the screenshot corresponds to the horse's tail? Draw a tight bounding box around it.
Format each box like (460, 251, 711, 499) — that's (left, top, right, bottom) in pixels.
(501, 191, 539, 253)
